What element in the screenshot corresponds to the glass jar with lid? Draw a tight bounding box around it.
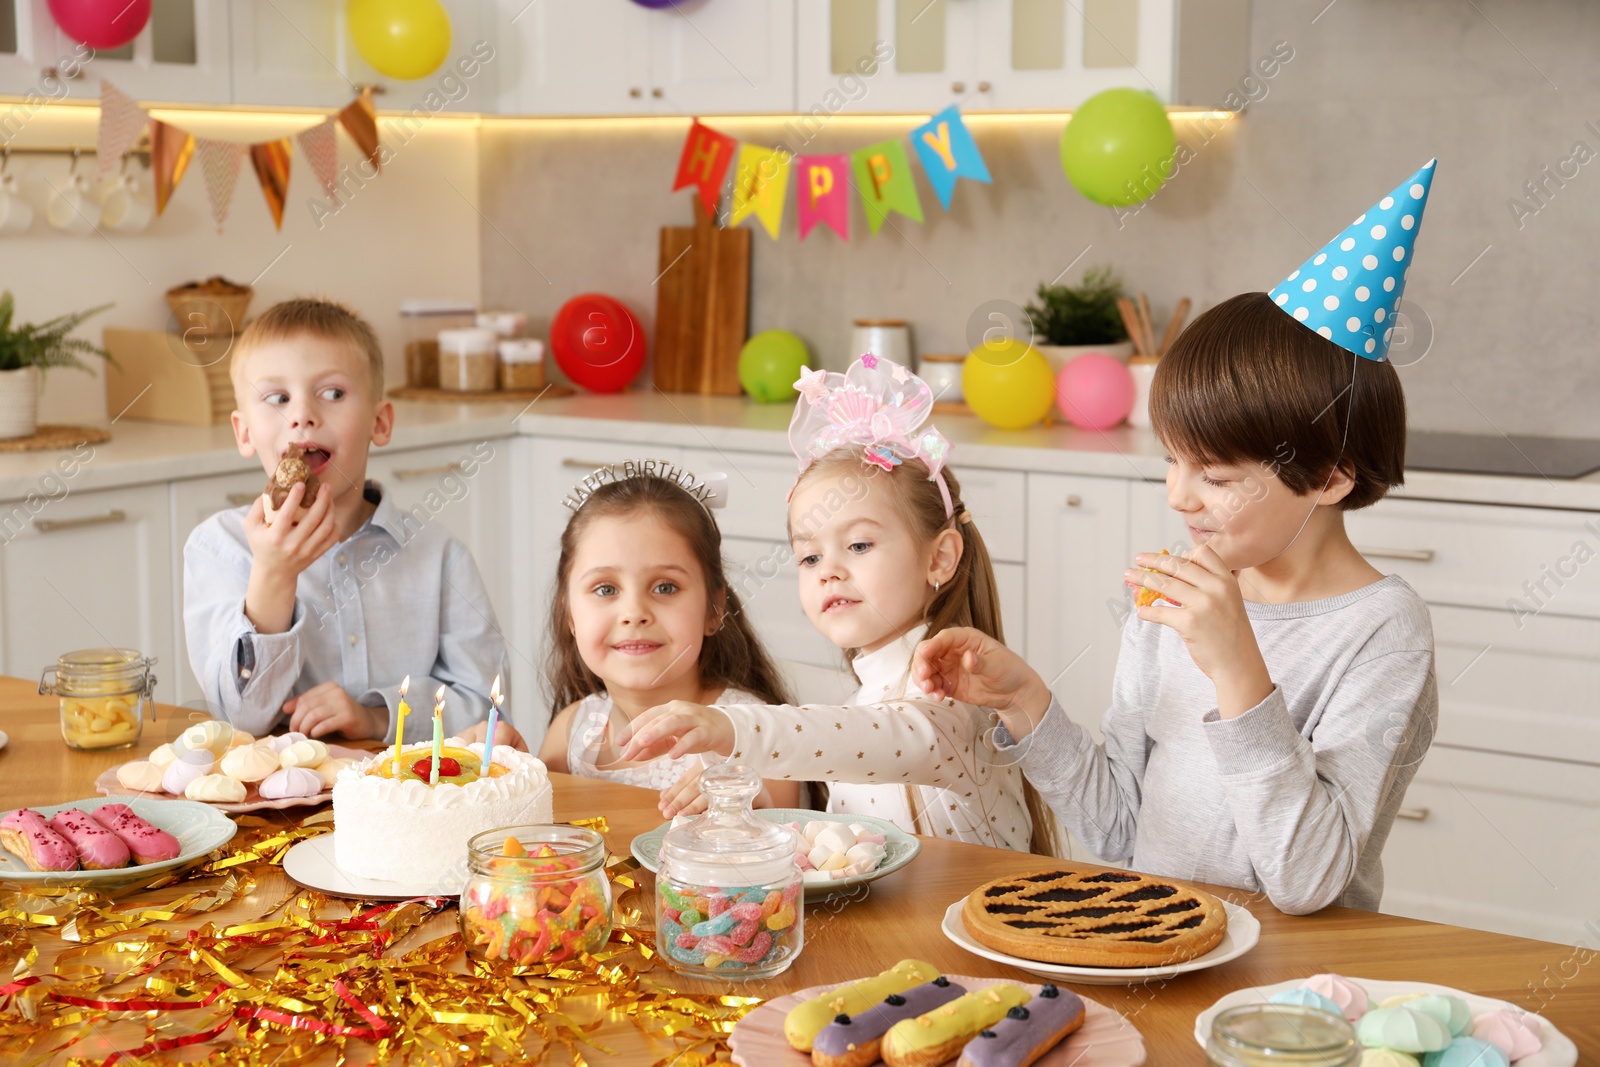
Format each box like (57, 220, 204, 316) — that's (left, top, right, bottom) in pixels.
(1207, 1005, 1361, 1067)
(459, 824, 613, 966)
(40, 647, 156, 750)
(438, 327, 499, 393)
(657, 763, 803, 980)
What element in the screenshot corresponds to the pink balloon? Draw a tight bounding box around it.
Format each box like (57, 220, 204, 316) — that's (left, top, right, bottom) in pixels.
(1055, 352, 1135, 430)
(48, 0, 151, 48)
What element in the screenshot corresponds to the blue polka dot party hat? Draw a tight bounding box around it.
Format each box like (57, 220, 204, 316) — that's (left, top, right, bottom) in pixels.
(1268, 159, 1436, 361)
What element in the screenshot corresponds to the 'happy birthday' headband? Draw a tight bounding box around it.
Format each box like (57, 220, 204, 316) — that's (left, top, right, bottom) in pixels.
(788, 353, 954, 518)
(562, 459, 729, 513)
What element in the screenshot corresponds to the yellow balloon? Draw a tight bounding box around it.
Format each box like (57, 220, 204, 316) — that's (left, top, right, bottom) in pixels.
(962, 339, 1055, 430)
(348, 0, 452, 81)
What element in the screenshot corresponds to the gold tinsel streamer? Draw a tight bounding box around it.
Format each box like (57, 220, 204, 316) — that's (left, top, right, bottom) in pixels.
(0, 814, 765, 1065)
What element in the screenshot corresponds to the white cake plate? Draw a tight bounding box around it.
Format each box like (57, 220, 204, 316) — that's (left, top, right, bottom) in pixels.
(282, 832, 465, 901)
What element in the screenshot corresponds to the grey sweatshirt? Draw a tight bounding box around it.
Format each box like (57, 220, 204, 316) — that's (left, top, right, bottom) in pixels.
(1013, 574, 1437, 915)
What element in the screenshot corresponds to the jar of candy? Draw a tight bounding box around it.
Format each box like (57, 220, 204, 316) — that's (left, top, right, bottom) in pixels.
(657, 763, 802, 980)
(1207, 1005, 1360, 1066)
(459, 825, 613, 966)
(40, 647, 156, 751)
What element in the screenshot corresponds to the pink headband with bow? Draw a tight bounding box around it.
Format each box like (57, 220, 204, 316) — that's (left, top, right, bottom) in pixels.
(787, 353, 954, 518)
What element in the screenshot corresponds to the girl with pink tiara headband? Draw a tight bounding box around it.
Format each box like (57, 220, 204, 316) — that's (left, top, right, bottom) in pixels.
(622, 354, 1055, 856)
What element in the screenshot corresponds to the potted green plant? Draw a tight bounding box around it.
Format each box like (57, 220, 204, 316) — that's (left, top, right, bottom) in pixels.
(0, 291, 113, 439)
(1024, 267, 1134, 374)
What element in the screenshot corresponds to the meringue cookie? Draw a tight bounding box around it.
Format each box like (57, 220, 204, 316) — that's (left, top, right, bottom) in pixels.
(228, 730, 256, 749)
(1270, 988, 1344, 1017)
(1361, 1051, 1420, 1067)
(220, 743, 281, 783)
(279, 738, 329, 769)
(1358, 1007, 1452, 1054)
(1381, 994, 1472, 1038)
(1305, 973, 1371, 1022)
(148, 743, 178, 770)
(314, 758, 354, 788)
(186, 773, 247, 803)
(161, 750, 215, 796)
(258, 767, 322, 800)
(268, 731, 308, 753)
(177, 720, 235, 758)
(1422, 1036, 1509, 1067)
(1470, 1010, 1542, 1061)
(116, 760, 165, 792)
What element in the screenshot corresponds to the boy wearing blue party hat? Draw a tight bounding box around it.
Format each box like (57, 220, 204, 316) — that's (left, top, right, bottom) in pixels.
(914, 162, 1440, 914)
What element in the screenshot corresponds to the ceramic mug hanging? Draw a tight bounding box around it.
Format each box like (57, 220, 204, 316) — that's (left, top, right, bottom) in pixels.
(0, 151, 32, 235)
(45, 149, 94, 236)
(99, 153, 152, 233)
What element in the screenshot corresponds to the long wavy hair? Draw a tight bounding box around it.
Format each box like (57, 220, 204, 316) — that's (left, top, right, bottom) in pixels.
(546, 474, 792, 717)
(793, 450, 1060, 857)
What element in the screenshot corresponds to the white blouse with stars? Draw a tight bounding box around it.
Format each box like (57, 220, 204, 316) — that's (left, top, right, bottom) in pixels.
(713, 625, 1032, 852)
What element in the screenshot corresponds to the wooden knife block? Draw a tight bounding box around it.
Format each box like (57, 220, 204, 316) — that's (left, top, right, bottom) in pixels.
(653, 199, 750, 395)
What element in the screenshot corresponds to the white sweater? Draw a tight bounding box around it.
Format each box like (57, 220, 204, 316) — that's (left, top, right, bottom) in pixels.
(715, 626, 1032, 851)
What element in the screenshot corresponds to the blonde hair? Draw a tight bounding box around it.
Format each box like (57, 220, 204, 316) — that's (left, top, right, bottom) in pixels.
(793, 450, 1060, 857)
(230, 297, 385, 400)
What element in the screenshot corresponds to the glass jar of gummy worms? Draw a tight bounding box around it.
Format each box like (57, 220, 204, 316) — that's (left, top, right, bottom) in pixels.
(459, 825, 613, 967)
(657, 763, 803, 980)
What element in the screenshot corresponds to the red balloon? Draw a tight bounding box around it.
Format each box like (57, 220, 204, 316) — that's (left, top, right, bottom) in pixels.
(551, 294, 646, 393)
(48, 0, 151, 49)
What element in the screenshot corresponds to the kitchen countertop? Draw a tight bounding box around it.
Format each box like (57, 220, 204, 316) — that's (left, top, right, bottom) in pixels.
(0, 394, 1595, 512)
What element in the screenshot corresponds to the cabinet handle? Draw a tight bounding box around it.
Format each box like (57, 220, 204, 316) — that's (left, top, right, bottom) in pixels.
(1357, 546, 1437, 563)
(1395, 806, 1430, 822)
(629, 87, 642, 98)
(393, 463, 465, 481)
(951, 81, 966, 93)
(651, 87, 663, 99)
(560, 458, 618, 471)
(226, 492, 260, 508)
(35, 509, 127, 533)
(977, 80, 991, 92)
(1066, 495, 1083, 507)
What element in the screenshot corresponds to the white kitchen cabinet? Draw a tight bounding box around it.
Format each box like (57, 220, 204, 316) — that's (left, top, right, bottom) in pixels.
(230, 0, 494, 110)
(797, 0, 1247, 113)
(14, 0, 231, 105)
(1024, 472, 1130, 735)
(0, 482, 175, 704)
(498, 0, 795, 116)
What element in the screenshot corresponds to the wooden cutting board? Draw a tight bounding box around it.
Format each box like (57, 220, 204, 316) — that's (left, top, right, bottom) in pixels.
(653, 198, 750, 395)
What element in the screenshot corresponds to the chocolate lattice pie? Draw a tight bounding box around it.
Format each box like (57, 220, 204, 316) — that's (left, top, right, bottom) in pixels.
(961, 866, 1228, 967)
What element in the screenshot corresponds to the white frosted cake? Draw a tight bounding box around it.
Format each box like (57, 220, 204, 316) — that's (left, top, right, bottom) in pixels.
(332, 740, 553, 885)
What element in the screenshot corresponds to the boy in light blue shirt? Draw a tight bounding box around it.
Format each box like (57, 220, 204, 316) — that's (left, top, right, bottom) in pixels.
(184, 297, 505, 741)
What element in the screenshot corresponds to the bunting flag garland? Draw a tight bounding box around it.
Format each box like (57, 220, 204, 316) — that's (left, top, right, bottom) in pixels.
(250, 137, 293, 230)
(851, 139, 924, 234)
(671, 109, 987, 241)
(96, 81, 147, 183)
(911, 105, 991, 210)
(672, 120, 737, 217)
(796, 154, 850, 241)
(95, 80, 384, 233)
(148, 119, 195, 216)
(729, 142, 790, 240)
(338, 87, 382, 172)
(196, 138, 245, 234)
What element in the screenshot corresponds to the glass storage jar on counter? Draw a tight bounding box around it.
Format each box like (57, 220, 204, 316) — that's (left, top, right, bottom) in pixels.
(40, 647, 156, 750)
(657, 764, 802, 980)
(400, 299, 476, 389)
(438, 327, 499, 393)
(1207, 1005, 1360, 1067)
(459, 825, 612, 966)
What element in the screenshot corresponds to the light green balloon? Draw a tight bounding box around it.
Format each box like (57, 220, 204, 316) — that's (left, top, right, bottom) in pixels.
(1060, 88, 1177, 206)
(738, 329, 809, 403)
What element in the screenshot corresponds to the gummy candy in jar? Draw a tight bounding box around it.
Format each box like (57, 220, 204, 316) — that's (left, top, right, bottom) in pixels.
(657, 763, 803, 980)
(459, 825, 613, 967)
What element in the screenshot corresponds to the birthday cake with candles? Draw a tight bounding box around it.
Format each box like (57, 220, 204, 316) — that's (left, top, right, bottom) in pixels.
(331, 740, 553, 886)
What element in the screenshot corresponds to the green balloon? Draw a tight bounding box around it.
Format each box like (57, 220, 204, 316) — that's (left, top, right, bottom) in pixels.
(738, 329, 809, 403)
(1059, 88, 1177, 206)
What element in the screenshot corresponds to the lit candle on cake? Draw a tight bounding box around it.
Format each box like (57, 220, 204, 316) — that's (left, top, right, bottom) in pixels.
(484, 674, 502, 769)
(393, 674, 411, 775)
(430, 685, 446, 785)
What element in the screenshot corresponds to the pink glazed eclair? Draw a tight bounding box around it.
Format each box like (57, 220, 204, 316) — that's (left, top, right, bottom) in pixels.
(48, 809, 131, 870)
(0, 808, 78, 872)
(89, 804, 181, 864)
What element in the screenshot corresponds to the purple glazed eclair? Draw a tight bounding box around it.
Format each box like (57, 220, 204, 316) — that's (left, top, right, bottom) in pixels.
(957, 985, 1087, 1067)
(812, 977, 968, 1067)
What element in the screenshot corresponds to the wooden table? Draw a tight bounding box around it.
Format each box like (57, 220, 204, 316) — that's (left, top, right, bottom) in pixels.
(2, 679, 1596, 1064)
